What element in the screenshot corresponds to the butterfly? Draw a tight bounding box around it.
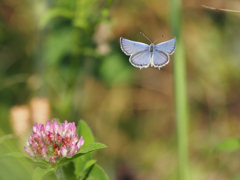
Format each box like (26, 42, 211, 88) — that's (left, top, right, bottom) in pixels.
(120, 33, 176, 70)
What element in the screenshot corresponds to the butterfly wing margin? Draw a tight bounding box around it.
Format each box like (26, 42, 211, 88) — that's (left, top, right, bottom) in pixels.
(152, 50, 170, 69)
(120, 37, 149, 55)
(155, 37, 176, 55)
(129, 50, 151, 69)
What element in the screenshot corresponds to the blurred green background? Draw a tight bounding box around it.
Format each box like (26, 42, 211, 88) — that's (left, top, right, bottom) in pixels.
(1, 0, 240, 179)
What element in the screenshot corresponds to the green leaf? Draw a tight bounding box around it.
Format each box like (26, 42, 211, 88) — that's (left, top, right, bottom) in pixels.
(55, 143, 107, 168)
(0, 152, 50, 167)
(84, 164, 109, 180)
(83, 160, 96, 171)
(215, 138, 240, 152)
(32, 167, 56, 180)
(74, 155, 92, 178)
(77, 160, 97, 179)
(74, 120, 95, 177)
(77, 120, 95, 149)
(79, 143, 107, 154)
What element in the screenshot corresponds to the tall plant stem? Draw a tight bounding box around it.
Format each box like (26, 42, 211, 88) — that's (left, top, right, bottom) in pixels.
(169, 0, 189, 180)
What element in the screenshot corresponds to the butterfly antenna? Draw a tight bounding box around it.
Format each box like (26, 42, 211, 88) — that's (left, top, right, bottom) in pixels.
(140, 32, 152, 43)
(153, 35, 164, 44)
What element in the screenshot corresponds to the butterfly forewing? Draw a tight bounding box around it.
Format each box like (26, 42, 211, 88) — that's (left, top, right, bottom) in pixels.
(155, 37, 176, 55)
(130, 50, 151, 68)
(120, 37, 149, 55)
(152, 50, 169, 68)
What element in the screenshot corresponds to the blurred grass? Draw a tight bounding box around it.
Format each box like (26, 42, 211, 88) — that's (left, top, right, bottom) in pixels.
(169, 0, 189, 179)
(1, 0, 240, 180)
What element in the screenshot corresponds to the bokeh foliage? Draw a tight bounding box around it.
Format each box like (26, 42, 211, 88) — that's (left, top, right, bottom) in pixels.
(1, 0, 240, 180)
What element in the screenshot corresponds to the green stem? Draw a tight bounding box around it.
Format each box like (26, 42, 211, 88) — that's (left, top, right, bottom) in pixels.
(169, 0, 189, 180)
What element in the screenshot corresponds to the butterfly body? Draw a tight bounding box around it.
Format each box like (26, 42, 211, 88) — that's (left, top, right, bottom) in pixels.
(120, 37, 176, 70)
(149, 43, 155, 53)
(149, 43, 155, 67)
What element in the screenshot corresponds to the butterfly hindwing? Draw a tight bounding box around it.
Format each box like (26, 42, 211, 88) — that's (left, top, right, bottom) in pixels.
(130, 50, 151, 68)
(152, 50, 169, 68)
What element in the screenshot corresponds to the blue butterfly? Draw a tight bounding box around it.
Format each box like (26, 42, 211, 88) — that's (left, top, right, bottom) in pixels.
(120, 34, 176, 70)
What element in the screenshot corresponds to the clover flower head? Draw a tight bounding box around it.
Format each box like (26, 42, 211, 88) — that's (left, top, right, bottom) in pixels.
(24, 119, 84, 165)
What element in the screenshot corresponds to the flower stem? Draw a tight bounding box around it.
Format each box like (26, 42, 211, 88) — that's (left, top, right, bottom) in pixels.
(169, 0, 189, 180)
